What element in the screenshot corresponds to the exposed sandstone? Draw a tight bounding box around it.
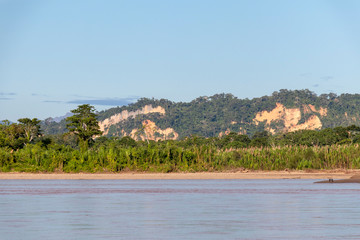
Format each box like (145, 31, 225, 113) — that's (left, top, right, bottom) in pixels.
(303, 104, 327, 116)
(99, 105, 165, 135)
(289, 115, 322, 132)
(253, 103, 323, 133)
(129, 120, 178, 141)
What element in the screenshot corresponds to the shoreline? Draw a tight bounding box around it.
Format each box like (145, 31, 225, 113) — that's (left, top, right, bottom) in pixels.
(1, 170, 359, 180)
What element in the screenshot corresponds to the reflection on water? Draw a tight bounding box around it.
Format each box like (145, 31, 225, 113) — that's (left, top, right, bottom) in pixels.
(1, 179, 360, 239)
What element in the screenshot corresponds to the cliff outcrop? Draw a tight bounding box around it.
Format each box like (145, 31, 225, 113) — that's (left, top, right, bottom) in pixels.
(253, 103, 326, 133)
(99, 105, 165, 135)
(128, 120, 179, 141)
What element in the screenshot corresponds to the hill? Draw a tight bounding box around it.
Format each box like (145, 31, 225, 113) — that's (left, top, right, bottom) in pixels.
(41, 89, 360, 139)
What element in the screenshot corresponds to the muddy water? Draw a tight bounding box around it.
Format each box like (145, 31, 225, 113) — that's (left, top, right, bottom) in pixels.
(1, 179, 360, 239)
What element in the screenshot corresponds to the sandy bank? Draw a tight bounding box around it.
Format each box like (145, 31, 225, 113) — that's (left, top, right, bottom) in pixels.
(0, 170, 359, 180)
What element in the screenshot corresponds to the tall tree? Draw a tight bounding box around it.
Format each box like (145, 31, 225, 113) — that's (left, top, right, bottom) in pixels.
(66, 104, 102, 143)
(17, 118, 41, 143)
(0, 120, 28, 149)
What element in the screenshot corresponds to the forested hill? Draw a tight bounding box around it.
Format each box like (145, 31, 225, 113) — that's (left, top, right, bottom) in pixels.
(41, 89, 360, 139)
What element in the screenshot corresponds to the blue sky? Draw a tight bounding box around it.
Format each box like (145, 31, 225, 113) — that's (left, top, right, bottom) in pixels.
(1, 0, 360, 121)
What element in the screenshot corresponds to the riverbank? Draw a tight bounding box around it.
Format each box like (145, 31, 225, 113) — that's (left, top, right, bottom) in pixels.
(1, 170, 359, 180)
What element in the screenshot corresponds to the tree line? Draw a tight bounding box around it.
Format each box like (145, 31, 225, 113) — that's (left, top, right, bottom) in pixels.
(1, 104, 360, 172)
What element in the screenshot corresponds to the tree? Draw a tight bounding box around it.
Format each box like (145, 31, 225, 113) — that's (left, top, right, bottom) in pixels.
(0, 120, 27, 149)
(118, 136, 137, 147)
(66, 104, 102, 143)
(250, 131, 270, 147)
(18, 118, 41, 143)
(218, 132, 251, 149)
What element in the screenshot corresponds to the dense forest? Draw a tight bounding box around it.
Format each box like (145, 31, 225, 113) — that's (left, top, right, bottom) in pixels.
(1, 102, 360, 173)
(41, 89, 360, 139)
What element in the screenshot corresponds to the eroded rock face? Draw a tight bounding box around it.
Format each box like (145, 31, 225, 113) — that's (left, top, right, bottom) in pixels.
(99, 102, 329, 139)
(253, 103, 325, 133)
(129, 120, 179, 141)
(289, 115, 323, 132)
(303, 104, 327, 116)
(99, 105, 166, 135)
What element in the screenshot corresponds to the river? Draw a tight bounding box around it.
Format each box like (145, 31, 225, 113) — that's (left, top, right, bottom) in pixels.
(1, 179, 360, 239)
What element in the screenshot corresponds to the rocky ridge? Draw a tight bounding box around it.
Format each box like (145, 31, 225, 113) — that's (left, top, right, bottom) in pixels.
(41, 90, 360, 139)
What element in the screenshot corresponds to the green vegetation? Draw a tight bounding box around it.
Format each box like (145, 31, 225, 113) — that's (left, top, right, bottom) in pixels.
(1, 134, 360, 173)
(2, 104, 360, 173)
(66, 104, 102, 143)
(41, 89, 360, 138)
(0, 118, 41, 149)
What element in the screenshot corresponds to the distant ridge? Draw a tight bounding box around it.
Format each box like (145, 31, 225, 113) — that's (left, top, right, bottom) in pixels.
(51, 112, 73, 123)
(41, 89, 360, 139)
